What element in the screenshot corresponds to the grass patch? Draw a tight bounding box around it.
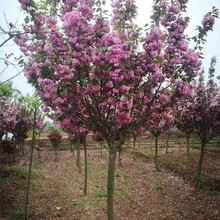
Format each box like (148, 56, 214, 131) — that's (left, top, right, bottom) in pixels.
(9, 212, 24, 220)
(156, 185, 164, 190)
(193, 209, 205, 214)
(94, 189, 107, 198)
(6, 165, 27, 174)
(142, 168, 147, 174)
(66, 160, 73, 167)
(197, 183, 220, 196)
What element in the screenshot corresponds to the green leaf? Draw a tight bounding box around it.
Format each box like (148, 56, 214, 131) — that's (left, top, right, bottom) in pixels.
(24, 16, 29, 24)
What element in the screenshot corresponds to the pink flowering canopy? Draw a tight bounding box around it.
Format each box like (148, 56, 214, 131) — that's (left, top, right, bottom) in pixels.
(14, 0, 218, 142)
(176, 57, 220, 143)
(0, 94, 45, 140)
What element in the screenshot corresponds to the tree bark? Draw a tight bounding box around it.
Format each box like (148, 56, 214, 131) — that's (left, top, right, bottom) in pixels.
(107, 144, 117, 220)
(100, 143, 103, 158)
(133, 136, 136, 161)
(155, 136, 159, 171)
(83, 136, 88, 196)
(194, 140, 206, 188)
(21, 140, 25, 156)
(118, 150, 122, 167)
(186, 134, 190, 159)
(76, 141, 81, 173)
(24, 106, 37, 220)
(166, 134, 169, 154)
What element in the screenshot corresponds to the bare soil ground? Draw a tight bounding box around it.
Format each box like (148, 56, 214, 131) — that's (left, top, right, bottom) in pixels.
(0, 142, 220, 220)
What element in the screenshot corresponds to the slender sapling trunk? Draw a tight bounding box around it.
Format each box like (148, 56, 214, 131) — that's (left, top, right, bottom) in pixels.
(195, 140, 206, 188)
(24, 107, 37, 220)
(186, 134, 190, 159)
(83, 136, 88, 195)
(76, 141, 81, 173)
(133, 136, 136, 161)
(107, 145, 117, 220)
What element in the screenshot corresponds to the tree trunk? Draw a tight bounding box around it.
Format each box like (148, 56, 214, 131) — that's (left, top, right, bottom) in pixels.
(186, 134, 190, 159)
(194, 140, 206, 188)
(83, 136, 88, 196)
(107, 145, 117, 220)
(166, 134, 169, 154)
(133, 136, 136, 161)
(24, 106, 37, 220)
(155, 136, 159, 171)
(37, 149, 41, 164)
(54, 149, 58, 161)
(118, 150, 122, 167)
(76, 142, 81, 173)
(0, 132, 4, 141)
(21, 140, 25, 156)
(100, 143, 103, 158)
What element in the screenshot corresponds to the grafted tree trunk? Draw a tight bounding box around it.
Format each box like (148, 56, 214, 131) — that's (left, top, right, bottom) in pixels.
(165, 133, 170, 154)
(24, 107, 37, 220)
(186, 134, 190, 159)
(195, 140, 206, 188)
(107, 141, 117, 220)
(76, 141, 81, 173)
(0, 131, 4, 141)
(21, 140, 25, 156)
(154, 135, 159, 171)
(100, 143, 103, 158)
(133, 135, 136, 161)
(83, 136, 88, 196)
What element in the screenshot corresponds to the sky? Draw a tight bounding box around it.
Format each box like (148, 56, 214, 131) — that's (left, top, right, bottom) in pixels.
(0, 0, 220, 96)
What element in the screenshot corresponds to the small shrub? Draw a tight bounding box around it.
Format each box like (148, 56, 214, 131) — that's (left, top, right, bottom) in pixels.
(115, 173, 121, 177)
(48, 130, 62, 161)
(48, 130, 62, 147)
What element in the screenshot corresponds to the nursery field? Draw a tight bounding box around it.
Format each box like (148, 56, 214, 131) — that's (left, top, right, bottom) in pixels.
(0, 138, 220, 220)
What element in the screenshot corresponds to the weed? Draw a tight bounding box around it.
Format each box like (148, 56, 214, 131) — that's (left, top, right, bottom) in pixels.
(66, 160, 72, 167)
(193, 209, 205, 214)
(94, 189, 107, 198)
(166, 150, 174, 154)
(32, 165, 41, 169)
(180, 173, 185, 179)
(142, 168, 147, 174)
(52, 212, 60, 217)
(156, 166, 162, 172)
(156, 185, 164, 190)
(9, 212, 23, 220)
(91, 145, 97, 150)
(197, 183, 220, 196)
(166, 169, 172, 173)
(132, 206, 136, 210)
(90, 199, 106, 211)
(10, 192, 18, 199)
(6, 166, 27, 174)
(115, 173, 121, 177)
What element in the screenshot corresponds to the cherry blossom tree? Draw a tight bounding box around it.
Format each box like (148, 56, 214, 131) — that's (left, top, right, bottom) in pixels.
(14, 0, 218, 218)
(176, 57, 220, 187)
